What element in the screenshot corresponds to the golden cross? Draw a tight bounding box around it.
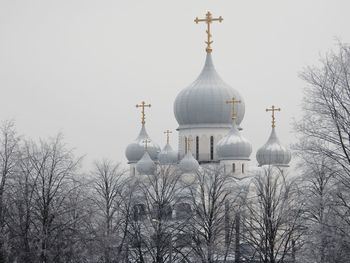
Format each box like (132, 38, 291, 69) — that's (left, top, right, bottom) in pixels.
(226, 97, 241, 120)
(194, 11, 223, 53)
(186, 137, 193, 152)
(142, 139, 151, 151)
(194, 11, 224, 53)
(266, 105, 281, 128)
(136, 101, 151, 125)
(164, 130, 172, 144)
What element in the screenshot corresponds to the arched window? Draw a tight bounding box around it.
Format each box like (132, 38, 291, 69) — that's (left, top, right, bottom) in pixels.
(163, 202, 173, 220)
(131, 234, 146, 248)
(151, 203, 159, 220)
(151, 233, 171, 247)
(176, 203, 192, 220)
(133, 204, 146, 221)
(242, 164, 245, 174)
(152, 202, 172, 221)
(210, 136, 214, 160)
(196, 136, 199, 160)
(232, 163, 236, 173)
(176, 233, 192, 247)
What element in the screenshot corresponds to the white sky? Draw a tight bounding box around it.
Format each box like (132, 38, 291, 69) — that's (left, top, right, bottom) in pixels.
(1, 0, 349, 171)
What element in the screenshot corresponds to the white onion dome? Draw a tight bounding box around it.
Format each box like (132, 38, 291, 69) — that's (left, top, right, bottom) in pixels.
(256, 128, 291, 167)
(179, 152, 199, 173)
(174, 54, 245, 129)
(125, 125, 161, 163)
(216, 120, 252, 160)
(158, 143, 178, 164)
(136, 151, 156, 175)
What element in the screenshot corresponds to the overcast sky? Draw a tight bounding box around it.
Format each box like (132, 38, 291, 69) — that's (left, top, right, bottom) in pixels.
(1, 0, 349, 170)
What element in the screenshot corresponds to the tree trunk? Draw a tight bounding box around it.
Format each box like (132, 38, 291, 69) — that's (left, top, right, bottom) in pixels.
(235, 213, 240, 263)
(0, 240, 6, 263)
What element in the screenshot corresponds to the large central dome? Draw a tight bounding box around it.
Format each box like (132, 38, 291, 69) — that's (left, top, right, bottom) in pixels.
(174, 54, 245, 129)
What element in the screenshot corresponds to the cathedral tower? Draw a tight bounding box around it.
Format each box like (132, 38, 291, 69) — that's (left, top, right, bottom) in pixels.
(173, 12, 247, 164)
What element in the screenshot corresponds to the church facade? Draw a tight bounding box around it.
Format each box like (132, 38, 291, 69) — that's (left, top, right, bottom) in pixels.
(125, 11, 291, 178)
(123, 11, 292, 261)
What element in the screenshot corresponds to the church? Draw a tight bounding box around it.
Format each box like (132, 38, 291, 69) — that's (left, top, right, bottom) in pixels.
(125, 11, 291, 178)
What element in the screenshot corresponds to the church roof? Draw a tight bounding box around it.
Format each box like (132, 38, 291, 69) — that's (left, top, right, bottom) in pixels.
(136, 151, 156, 175)
(173, 53, 245, 129)
(216, 120, 252, 160)
(256, 128, 291, 167)
(125, 125, 160, 163)
(179, 152, 199, 173)
(158, 143, 178, 165)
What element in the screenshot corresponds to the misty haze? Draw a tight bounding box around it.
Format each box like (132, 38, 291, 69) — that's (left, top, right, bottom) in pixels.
(0, 1, 350, 263)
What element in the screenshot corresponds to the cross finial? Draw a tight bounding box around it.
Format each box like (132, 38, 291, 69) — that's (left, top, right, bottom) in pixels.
(266, 105, 281, 128)
(226, 97, 241, 121)
(136, 101, 151, 125)
(194, 11, 223, 53)
(164, 130, 172, 144)
(142, 139, 151, 151)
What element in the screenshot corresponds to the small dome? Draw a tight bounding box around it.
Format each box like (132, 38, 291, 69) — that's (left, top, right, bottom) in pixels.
(125, 125, 161, 163)
(179, 152, 199, 173)
(256, 128, 291, 167)
(136, 151, 156, 175)
(216, 121, 252, 160)
(174, 54, 245, 129)
(158, 143, 178, 164)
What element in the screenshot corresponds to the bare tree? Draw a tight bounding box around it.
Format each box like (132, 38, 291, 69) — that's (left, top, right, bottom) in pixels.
(295, 153, 342, 263)
(25, 134, 81, 263)
(0, 121, 20, 263)
(297, 43, 350, 173)
(296, 42, 350, 261)
(186, 165, 239, 263)
(244, 166, 304, 263)
(128, 165, 185, 263)
(56, 175, 92, 263)
(5, 141, 37, 263)
(89, 159, 129, 263)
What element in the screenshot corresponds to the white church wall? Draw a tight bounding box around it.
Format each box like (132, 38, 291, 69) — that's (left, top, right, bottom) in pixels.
(221, 159, 251, 179)
(199, 134, 209, 156)
(178, 127, 230, 162)
(130, 163, 137, 177)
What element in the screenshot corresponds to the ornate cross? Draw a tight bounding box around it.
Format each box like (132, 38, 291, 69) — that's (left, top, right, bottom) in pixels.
(142, 139, 151, 151)
(194, 11, 223, 53)
(266, 105, 281, 128)
(136, 101, 151, 125)
(164, 130, 172, 144)
(226, 97, 241, 120)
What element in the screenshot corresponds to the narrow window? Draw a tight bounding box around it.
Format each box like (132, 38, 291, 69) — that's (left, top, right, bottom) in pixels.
(163, 202, 173, 220)
(185, 137, 187, 154)
(210, 136, 214, 160)
(196, 136, 199, 160)
(176, 203, 192, 220)
(133, 204, 146, 221)
(242, 164, 245, 174)
(232, 163, 236, 173)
